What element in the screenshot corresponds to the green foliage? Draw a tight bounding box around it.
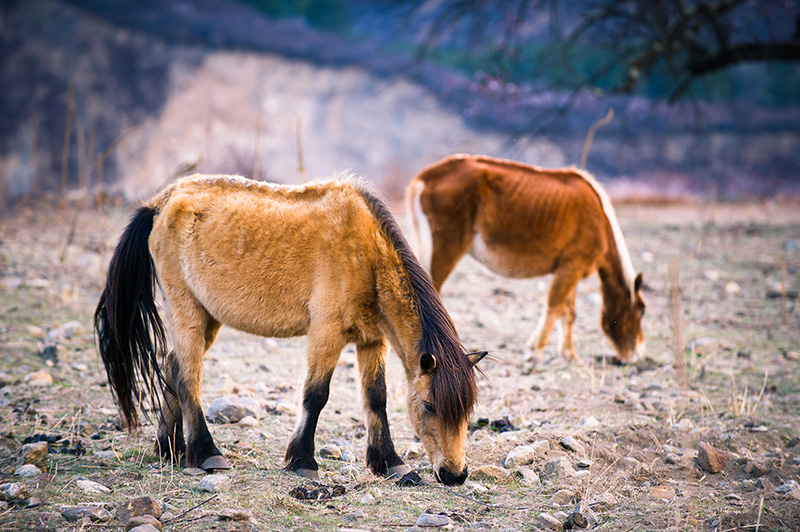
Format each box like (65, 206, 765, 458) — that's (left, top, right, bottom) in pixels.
(236, 0, 351, 33)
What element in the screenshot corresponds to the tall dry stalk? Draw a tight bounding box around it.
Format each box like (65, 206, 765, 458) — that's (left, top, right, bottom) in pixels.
(60, 81, 74, 208)
(780, 250, 787, 326)
(669, 258, 688, 390)
(253, 113, 262, 181)
(580, 108, 614, 170)
(296, 114, 307, 182)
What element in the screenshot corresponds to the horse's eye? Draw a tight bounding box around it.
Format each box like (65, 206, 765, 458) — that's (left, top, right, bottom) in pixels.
(423, 401, 435, 415)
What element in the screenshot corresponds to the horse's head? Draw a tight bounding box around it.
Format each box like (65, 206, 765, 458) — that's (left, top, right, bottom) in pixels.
(602, 272, 646, 363)
(407, 351, 485, 485)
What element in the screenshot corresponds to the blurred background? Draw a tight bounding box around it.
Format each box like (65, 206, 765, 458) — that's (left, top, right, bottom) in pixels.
(2, 0, 799, 207)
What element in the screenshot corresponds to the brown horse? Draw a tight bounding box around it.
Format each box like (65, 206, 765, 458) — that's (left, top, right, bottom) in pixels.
(407, 154, 645, 364)
(94, 174, 486, 485)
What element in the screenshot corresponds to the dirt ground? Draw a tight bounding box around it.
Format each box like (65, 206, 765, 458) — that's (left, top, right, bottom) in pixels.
(1, 195, 799, 531)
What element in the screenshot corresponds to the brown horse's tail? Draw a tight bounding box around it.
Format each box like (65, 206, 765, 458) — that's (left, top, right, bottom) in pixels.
(94, 206, 168, 430)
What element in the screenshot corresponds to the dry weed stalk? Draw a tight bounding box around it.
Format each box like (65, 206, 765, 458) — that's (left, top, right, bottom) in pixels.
(60, 80, 74, 209)
(780, 250, 787, 326)
(580, 108, 614, 170)
(728, 371, 768, 418)
(296, 113, 307, 182)
(669, 258, 688, 390)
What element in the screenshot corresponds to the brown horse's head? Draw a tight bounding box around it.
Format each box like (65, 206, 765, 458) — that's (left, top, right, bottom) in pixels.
(407, 351, 486, 485)
(602, 272, 646, 363)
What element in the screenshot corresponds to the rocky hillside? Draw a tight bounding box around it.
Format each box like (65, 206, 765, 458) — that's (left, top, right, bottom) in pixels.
(1, 0, 799, 206)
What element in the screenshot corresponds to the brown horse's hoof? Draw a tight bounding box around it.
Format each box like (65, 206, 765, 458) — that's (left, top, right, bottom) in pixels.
(387, 465, 410, 479)
(293, 468, 320, 481)
(200, 455, 231, 472)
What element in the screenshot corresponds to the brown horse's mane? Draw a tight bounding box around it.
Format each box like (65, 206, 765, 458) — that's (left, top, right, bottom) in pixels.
(356, 184, 478, 430)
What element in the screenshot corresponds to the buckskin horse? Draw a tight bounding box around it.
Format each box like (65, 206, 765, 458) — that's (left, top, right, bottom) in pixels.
(94, 174, 486, 485)
(407, 154, 645, 364)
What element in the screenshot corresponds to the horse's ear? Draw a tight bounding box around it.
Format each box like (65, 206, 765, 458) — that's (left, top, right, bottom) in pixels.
(634, 272, 643, 292)
(466, 351, 488, 366)
(420, 353, 437, 374)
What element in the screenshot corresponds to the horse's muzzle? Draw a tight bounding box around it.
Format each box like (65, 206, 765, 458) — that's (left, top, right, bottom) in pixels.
(437, 466, 468, 485)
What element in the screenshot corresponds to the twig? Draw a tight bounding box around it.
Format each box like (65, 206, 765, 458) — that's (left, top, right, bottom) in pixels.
(780, 251, 787, 326)
(161, 494, 218, 523)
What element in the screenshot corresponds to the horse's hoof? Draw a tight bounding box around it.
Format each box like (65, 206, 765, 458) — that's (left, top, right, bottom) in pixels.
(293, 468, 320, 481)
(200, 455, 231, 472)
(387, 464, 410, 479)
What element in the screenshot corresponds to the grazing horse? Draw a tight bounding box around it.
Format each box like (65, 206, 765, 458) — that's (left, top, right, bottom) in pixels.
(94, 174, 486, 485)
(407, 154, 645, 364)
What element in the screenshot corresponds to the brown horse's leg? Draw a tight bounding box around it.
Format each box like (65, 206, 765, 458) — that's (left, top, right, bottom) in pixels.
(155, 350, 186, 465)
(524, 268, 581, 363)
(558, 287, 579, 362)
(285, 328, 345, 480)
(357, 338, 406, 478)
(429, 230, 472, 292)
(167, 302, 227, 471)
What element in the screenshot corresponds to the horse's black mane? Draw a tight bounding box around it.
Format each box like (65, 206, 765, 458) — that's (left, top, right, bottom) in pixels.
(357, 185, 477, 429)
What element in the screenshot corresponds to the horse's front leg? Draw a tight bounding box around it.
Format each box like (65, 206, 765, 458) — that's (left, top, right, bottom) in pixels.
(285, 329, 345, 480)
(357, 338, 406, 478)
(524, 269, 581, 364)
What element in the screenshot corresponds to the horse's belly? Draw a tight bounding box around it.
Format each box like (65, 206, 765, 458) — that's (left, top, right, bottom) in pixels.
(184, 263, 313, 339)
(469, 231, 553, 279)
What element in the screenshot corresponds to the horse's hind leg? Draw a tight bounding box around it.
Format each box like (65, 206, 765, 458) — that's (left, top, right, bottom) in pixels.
(285, 328, 346, 480)
(357, 338, 406, 478)
(167, 302, 228, 471)
(155, 350, 186, 465)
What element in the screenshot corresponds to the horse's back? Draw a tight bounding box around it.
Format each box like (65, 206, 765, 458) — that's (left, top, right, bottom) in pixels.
(415, 155, 608, 278)
(147, 175, 382, 338)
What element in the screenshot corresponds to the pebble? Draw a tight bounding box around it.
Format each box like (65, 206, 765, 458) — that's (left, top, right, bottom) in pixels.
(353, 509, 366, 519)
(576, 458, 593, 469)
(237, 415, 259, 428)
(76, 479, 112, 494)
(14, 464, 42, 477)
(24, 370, 53, 386)
(128, 525, 161, 532)
(339, 465, 359, 478)
(776, 480, 800, 499)
(125, 515, 162, 531)
(539, 457, 576, 482)
(470, 465, 510, 482)
(416, 513, 451, 527)
(61, 505, 114, 523)
(696, 441, 732, 474)
(551, 489, 574, 505)
(199, 474, 230, 492)
(589, 491, 617, 511)
(95, 450, 121, 462)
(359, 493, 375, 504)
(19, 441, 49, 470)
(504, 444, 539, 468)
(206, 396, 261, 423)
(536, 512, 563, 530)
(403, 443, 425, 460)
(558, 436, 585, 456)
(1, 482, 29, 503)
(319, 444, 342, 459)
(671, 418, 695, 432)
(117, 496, 162, 522)
(516, 466, 539, 485)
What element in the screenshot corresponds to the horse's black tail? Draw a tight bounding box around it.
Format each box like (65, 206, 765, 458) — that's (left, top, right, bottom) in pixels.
(94, 206, 168, 430)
